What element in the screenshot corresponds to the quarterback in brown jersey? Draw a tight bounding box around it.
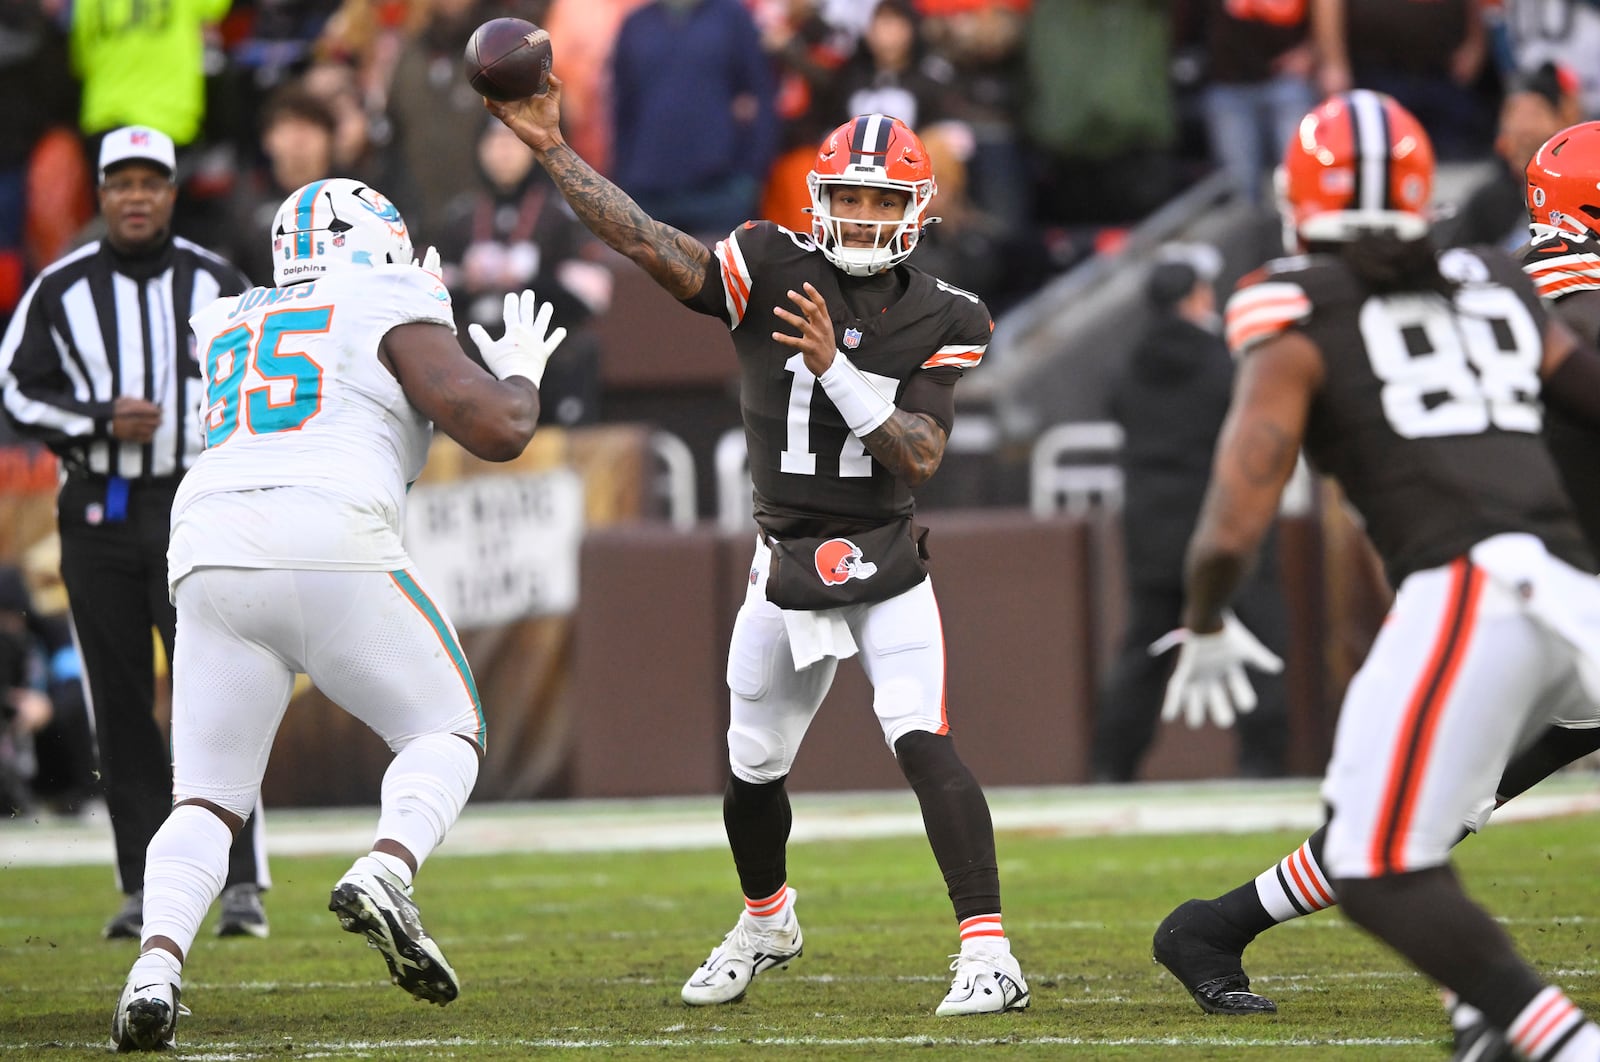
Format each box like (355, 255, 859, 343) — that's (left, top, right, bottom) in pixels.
(1146, 92, 1600, 1062)
(1152, 119, 1600, 1059)
(487, 83, 1027, 1016)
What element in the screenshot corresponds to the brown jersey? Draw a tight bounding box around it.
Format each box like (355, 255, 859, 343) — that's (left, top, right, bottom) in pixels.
(1520, 229, 1600, 564)
(1225, 247, 1591, 585)
(682, 220, 990, 538)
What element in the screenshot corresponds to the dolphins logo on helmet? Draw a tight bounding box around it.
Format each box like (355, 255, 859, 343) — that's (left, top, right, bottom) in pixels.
(270, 177, 414, 286)
(814, 538, 878, 586)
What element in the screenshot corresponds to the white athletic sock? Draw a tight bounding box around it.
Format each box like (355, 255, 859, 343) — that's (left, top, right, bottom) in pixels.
(743, 884, 794, 928)
(1509, 986, 1600, 1062)
(1253, 838, 1336, 923)
(372, 732, 479, 871)
(127, 947, 183, 992)
(349, 852, 414, 890)
(140, 805, 232, 960)
(958, 914, 1006, 952)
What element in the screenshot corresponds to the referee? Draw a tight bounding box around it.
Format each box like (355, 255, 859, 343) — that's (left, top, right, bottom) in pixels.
(0, 127, 270, 939)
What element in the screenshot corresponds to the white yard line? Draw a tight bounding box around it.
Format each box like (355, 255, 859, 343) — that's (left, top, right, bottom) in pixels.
(3, 776, 1597, 869)
(0, 1034, 1441, 1055)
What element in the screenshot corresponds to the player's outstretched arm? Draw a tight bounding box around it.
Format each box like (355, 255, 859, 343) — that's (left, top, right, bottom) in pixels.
(1183, 332, 1321, 632)
(380, 322, 540, 462)
(484, 78, 712, 301)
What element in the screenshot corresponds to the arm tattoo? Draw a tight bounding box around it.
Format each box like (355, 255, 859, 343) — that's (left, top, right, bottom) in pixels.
(861, 410, 947, 486)
(539, 145, 711, 299)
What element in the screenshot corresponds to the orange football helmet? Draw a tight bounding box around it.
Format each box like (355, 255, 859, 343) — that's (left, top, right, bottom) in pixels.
(1279, 90, 1434, 245)
(808, 114, 937, 276)
(1525, 121, 1600, 238)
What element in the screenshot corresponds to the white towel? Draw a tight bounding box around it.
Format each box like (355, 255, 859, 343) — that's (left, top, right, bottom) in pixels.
(781, 607, 859, 671)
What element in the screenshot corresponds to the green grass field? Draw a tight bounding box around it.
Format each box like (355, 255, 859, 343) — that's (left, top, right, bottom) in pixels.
(3, 799, 1598, 1060)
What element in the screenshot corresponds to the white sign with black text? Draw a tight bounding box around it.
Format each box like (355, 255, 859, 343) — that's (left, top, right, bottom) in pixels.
(403, 469, 585, 628)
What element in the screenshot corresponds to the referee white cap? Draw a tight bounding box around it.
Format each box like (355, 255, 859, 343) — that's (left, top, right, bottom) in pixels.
(98, 126, 176, 182)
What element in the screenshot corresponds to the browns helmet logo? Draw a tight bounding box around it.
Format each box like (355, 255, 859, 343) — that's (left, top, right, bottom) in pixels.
(814, 538, 878, 586)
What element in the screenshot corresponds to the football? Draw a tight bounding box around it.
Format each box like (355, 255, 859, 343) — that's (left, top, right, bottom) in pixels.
(463, 18, 553, 102)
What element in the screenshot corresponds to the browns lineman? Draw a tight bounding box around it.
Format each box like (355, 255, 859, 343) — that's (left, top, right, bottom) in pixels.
(1149, 92, 1600, 1062)
(1153, 118, 1600, 1058)
(487, 82, 1027, 1015)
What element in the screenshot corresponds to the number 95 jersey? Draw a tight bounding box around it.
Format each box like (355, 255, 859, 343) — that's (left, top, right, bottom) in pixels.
(169, 265, 455, 587)
(1225, 247, 1590, 585)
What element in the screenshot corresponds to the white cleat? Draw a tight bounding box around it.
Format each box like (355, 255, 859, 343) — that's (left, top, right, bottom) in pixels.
(110, 977, 182, 1052)
(681, 887, 804, 1006)
(936, 938, 1030, 1016)
(329, 869, 459, 1005)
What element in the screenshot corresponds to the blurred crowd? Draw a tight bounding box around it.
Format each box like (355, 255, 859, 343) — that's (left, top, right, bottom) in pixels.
(3, 0, 1600, 807)
(5, 0, 1597, 348)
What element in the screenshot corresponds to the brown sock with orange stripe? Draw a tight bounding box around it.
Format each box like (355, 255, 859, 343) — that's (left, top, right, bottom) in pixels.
(724, 774, 791, 902)
(1338, 865, 1583, 1052)
(894, 731, 1001, 922)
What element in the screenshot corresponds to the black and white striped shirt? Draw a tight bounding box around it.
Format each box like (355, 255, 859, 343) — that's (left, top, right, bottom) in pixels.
(0, 236, 249, 479)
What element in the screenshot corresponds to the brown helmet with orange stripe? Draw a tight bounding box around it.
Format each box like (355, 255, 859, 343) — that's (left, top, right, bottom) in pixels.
(1526, 121, 1600, 239)
(1278, 90, 1435, 248)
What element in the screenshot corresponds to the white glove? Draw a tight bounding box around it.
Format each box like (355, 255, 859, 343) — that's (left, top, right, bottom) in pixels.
(1150, 610, 1284, 729)
(467, 290, 567, 387)
(410, 245, 442, 276)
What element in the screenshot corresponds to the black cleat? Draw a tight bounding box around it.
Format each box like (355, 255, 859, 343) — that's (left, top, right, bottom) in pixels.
(1451, 1012, 1515, 1062)
(216, 883, 270, 938)
(1153, 899, 1277, 1015)
(104, 890, 144, 941)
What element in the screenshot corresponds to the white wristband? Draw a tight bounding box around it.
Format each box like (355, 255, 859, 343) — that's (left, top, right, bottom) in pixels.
(818, 351, 896, 437)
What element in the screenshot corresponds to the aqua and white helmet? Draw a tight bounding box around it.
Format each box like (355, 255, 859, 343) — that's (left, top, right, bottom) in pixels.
(271, 178, 414, 285)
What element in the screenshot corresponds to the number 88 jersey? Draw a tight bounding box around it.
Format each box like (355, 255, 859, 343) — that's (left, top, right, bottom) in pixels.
(1224, 247, 1591, 584)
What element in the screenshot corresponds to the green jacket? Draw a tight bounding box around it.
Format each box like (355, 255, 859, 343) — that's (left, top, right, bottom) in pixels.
(71, 0, 231, 145)
(1024, 0, 1175, 160)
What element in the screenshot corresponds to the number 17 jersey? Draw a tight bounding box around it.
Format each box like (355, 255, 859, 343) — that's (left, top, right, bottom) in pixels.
(169, 265, 456, 588)
(1225, 246, 1590, 585)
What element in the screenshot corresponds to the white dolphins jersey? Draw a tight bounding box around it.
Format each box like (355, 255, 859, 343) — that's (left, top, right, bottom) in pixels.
(169, 264, 455, 590)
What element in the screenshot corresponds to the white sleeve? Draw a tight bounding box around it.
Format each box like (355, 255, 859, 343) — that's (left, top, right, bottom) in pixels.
(368, 265, 457, 334)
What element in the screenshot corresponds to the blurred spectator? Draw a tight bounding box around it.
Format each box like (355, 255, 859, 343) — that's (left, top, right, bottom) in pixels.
(908, 123, 1008, 302)
(1313, 0, 1493, 159)
(1090, 245, 1290, 783)
(756, 0, 856, 230)
(0, 564, 52, 815)
(1198, 0, 1317, 206)
(386, 0, 499, 241)
(610, 0, 779, 236)
(821, 0, 946, 130)
(921, 0, 1029, 235)
(224, 82, 339, 285)
(0, 3, 77, 325)
(1026, 0, 1177, 228)
(1490, 0, 1600, 118)
(0, 552, 96, 816)
(438, 120, 613, 426)
(69, 0, 231, 151)
(543, 0, 652, 176)
(301, 59, 417, 206)
(1435, 61, 1582, 251)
